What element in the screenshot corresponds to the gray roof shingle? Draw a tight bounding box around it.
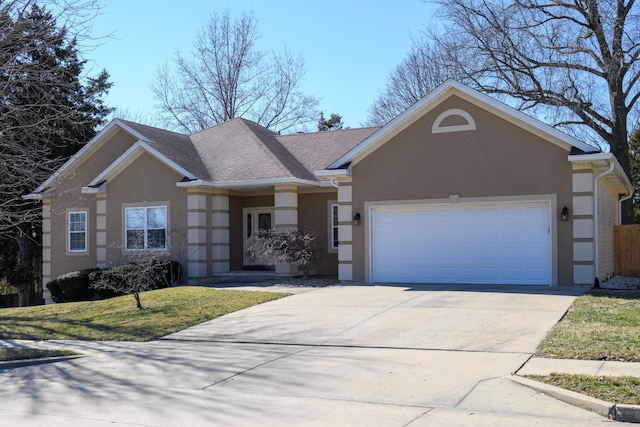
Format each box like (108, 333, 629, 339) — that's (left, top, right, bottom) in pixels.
(120, 120, 211, 179)
(277, 127, 380, 172)
(118, 118, 380, 183)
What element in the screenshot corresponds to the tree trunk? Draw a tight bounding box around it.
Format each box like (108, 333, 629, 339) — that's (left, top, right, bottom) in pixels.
(134, 292, 143, 310)
(17, 285, 30, 307)
(609, 114, 634, 224)
(17, 230, 33, 307)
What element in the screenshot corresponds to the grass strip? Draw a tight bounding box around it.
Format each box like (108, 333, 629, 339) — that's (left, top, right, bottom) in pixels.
(526, 373, 640, 405)
(0, 286, 287, 342)
(537, 291, 640, 362)
(0, 348, 78, 361)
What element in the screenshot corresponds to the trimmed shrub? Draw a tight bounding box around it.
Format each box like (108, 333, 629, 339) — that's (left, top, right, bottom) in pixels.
(46, 268, 100, 303)
(45, 261, 182, 304)
(90, 260, 181, 290)
(90, 260, 182, 310)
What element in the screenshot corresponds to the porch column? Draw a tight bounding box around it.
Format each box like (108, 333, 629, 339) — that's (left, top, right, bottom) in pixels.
(41, 201, 53, 304)
(95, 196, 107, 269)
(211, 190, 230, 274)
(187, 191, 208, 283)
(337, 177, 353, 282)
(274, 184, 298, 275)
(571, 167, 595, 285)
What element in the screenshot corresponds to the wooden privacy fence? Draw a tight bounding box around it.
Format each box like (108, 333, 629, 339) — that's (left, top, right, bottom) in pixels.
(614, 224, 640, 277)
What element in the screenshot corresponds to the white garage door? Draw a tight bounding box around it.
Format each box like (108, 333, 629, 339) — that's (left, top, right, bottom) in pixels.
(371, 202, 551, 285)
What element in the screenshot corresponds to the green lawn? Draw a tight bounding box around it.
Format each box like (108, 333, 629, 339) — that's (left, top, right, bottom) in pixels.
(529, 290, 640, 405)
(0, 348, 78, 361)
(0, 286, 287, 342)
(527, 374, 640, 405)
(537, 291, 640, 362)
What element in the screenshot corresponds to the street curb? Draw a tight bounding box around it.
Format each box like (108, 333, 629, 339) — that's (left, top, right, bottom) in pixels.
(0, 354, 86, 370)
(509, 375, 640, 423)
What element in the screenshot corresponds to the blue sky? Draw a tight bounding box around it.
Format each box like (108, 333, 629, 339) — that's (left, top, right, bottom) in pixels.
(88, 0, 435, 128)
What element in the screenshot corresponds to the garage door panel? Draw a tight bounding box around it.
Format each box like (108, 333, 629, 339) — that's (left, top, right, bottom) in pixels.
(371, 202, 551, 285)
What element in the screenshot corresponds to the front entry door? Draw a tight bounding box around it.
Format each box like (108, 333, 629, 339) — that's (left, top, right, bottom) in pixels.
(243, 207, 274, 267)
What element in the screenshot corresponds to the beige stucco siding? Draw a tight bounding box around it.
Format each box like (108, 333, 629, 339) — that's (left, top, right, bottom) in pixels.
(47, 129, 140, 280)
(351, 95, 574, 284)
(597, 180, 618, 281)
(104, 152, 188, 272)
(298, 192, 338, 276)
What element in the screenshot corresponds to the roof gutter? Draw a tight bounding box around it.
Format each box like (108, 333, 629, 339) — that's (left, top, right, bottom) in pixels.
(176, 177, 322, 189)
(314, 168, 351, 189)
(22, 192, 47, 200)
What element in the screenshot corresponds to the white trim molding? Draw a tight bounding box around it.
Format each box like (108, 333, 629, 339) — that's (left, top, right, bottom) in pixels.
(432, 108, 476, 133)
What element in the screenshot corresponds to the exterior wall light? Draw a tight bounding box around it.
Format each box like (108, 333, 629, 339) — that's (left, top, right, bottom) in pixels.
(561, 206, 569, 221)
(353, 212, 361, 225)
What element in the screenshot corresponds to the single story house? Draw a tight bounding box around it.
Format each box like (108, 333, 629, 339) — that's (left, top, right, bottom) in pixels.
(27, 80, 633, 303)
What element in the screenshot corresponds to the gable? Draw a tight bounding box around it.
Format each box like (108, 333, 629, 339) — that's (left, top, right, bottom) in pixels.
(34, 127, 141, 200)
(327, 80, 598, 171)
(28, 119, 203, 199)
(353, 95, 574, 201)
(107, 151, 186, 200)
(82, 140, 196, 193)
(29, 120, 150, 197)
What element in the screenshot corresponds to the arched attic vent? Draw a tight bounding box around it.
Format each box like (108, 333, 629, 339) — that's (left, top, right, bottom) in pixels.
(432, 108, 476, 134)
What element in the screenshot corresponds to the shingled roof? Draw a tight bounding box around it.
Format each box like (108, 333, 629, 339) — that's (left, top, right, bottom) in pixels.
(119, 117, 380, 183)
(277, 126, 380, 173)
(119, 120, 211, 179)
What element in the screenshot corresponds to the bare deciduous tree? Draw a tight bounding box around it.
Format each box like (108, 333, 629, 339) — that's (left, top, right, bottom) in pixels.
(151, 10, 319, 134)
(432, 0, 640, 222)
(366, 35, 466, 126)
(1, 0, 111, 305)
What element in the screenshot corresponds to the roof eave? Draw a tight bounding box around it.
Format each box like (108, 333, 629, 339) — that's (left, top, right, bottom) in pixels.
(314, 169, 351, 178)
(568, 152, 634, 194)
(176, 177, 322, 189)
(22, 191, 49, 201)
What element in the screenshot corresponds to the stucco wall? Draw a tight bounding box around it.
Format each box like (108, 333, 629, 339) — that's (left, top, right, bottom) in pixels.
(350, 95, 575, 285)
(48, 129, 139, 280)
(104, 152, 188, 274)
(298, 192, 339, 276)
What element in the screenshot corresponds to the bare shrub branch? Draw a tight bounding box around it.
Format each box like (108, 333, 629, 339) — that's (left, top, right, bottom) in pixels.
(246, 228, 324, 280)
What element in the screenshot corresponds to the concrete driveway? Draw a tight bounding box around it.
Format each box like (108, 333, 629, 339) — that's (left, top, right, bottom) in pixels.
(0, 284, 611, 426)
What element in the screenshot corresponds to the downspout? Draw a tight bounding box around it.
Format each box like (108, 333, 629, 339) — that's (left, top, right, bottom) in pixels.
(329, 178, 339, 189)
(618, 192, 633, 225)
(593, 161, 615, 286)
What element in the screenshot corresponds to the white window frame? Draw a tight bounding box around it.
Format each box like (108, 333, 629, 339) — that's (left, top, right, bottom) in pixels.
(68, 211, 87, 253)
(330, 203, 339, 250)
(124, 205, 168, 251)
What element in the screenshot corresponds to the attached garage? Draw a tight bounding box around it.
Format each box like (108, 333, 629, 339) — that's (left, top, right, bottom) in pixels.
(370, 201, 552, 285)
